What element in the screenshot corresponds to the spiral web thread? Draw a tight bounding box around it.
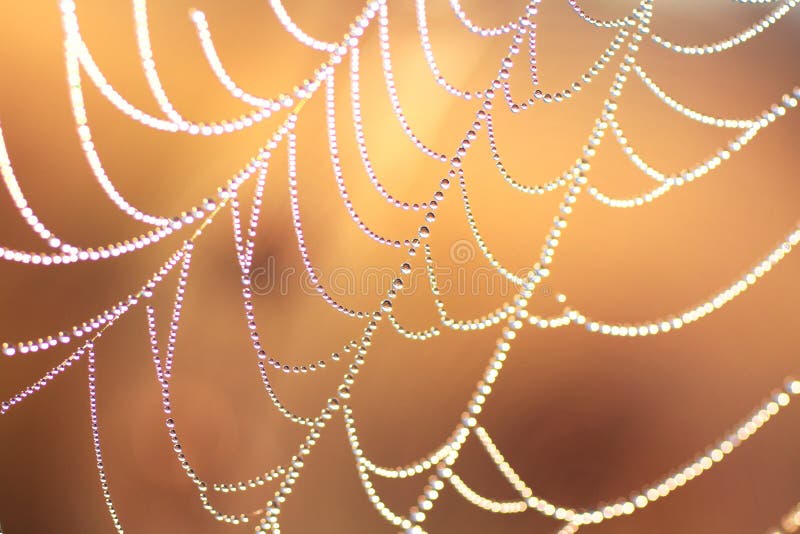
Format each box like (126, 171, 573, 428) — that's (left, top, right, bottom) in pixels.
(1, 0, 800, 532)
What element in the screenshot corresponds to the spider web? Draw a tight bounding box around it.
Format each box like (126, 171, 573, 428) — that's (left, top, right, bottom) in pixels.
(1, 0, 800, 532)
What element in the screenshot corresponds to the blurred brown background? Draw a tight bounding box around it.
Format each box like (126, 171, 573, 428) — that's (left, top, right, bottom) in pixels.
(1, 1, 799, 533)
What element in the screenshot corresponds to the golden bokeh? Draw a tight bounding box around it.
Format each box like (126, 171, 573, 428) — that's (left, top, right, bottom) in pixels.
(1, 1, 799, 533)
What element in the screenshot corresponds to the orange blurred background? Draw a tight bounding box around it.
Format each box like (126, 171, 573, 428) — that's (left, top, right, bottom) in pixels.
(1, 1, 799, 533)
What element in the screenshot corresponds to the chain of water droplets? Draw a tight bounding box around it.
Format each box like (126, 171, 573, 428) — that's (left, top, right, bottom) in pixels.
(2, 0, 800, 533)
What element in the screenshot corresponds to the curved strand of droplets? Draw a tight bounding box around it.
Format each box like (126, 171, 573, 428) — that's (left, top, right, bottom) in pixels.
(587, 86, 798, 207)
(61, 0, 382, 136)
(651, 0, 799, 55)
(0, 244, 191, 358)
(267, 0, 339, 52)
(132, 0, 184, 124)
(62, 1, 271, 134)
(632, 63, 755, 128)
(608, 85, 798, 185)
(414, 0, 497, 99)
(558, 225, 800, 337)
(448, 0, 520, 36)
(325, 73, 449, 248)
(288, 128, 376, 318)
(1, 243, 193, 411)
(456, 383, 799, 528)
(349, 46, 446, 211)
(377, 1, 449, 161)
(0, 123, 77, 251)
(566, 0, 635, 29)
(190, 9, 329, 111)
